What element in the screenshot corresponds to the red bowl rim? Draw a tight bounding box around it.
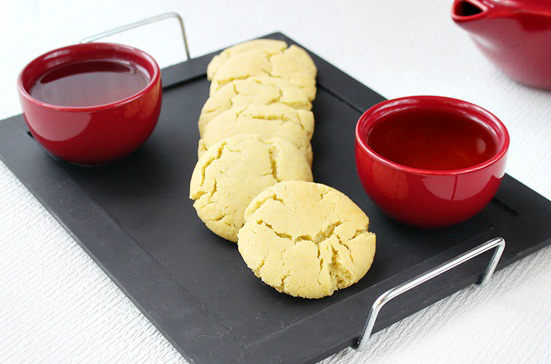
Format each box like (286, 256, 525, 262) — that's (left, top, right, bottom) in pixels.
(17, 42, 161, 112)
(355, 95, 510, 176)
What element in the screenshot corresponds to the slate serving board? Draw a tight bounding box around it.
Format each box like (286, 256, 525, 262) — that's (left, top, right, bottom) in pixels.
(0, 33, 549, 364)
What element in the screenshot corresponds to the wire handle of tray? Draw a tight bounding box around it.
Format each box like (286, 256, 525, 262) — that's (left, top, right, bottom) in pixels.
(354, 237, 506, 351)
(80, 12, 190, 60)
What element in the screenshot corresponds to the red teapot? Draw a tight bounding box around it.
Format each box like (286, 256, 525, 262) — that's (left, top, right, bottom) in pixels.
(452, 0, 551, 89)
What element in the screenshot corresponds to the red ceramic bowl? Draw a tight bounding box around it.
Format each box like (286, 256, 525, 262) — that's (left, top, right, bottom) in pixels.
(17, 43, 162, 165)
(355, 96, 509, 228)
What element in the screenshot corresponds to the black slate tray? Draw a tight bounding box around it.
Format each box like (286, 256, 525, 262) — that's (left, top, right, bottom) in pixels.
(1, 33, 550, 364)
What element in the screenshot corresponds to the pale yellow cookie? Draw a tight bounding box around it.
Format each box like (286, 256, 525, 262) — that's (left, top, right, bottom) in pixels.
(189, 135, 313, 242)
(198, 76, 312, 135)
(198, 104, 314, 165)
(207, 39, 287, 79)
(207, 40, 317, 100)
(237, 181, 376, 299)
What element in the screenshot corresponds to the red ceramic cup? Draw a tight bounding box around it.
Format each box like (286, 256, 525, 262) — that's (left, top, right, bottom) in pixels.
(17, 43, 162, 165)
(355, 96, 509, 228)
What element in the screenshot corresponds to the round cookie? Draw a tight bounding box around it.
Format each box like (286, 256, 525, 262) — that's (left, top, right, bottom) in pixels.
(198, 104, 314, 165)
(237, 181, 376, 299)
(189, 135, 313, 242)
(207, 39, 287, 79)
(198, 76, 312, 135)
(207, 41, 317, 100)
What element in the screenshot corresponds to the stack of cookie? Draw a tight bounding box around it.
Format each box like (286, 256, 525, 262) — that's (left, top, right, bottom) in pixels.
(190, 39, 376, 299)
(190, 39, 317, 242)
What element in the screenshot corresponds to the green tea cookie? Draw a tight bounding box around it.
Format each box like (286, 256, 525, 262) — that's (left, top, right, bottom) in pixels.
(207, 39, 287, 79)
(198, 76, 312, 135)
(238, 181, 376, 299)
(207, 40, 317, 100)
(198, 104, 314, 165)
(189, 135, 313, 242)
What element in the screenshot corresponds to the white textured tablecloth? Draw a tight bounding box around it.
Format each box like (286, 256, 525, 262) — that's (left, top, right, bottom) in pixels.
(1, 1, 550, 363)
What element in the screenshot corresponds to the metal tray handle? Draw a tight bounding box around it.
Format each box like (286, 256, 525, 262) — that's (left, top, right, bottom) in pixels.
(354, 237, 506, 351)
(80, 12, 190, 60)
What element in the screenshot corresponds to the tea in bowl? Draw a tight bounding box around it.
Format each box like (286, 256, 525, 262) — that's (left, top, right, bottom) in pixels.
(17, 42, 162, 165)
(355, 96, 509, 227)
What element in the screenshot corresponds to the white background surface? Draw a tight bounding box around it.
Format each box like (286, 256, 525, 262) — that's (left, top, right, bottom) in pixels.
(1, 0, 550, 363)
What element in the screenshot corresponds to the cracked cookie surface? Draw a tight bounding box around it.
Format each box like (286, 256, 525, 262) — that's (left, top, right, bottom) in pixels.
(207, 39, 288, 79)
(190, 135, 313, 242)
(198, 76, 312, 135)
(237, 181, 376, 298)
(207, 39, 317, 100)
(198, 104, 314, 165)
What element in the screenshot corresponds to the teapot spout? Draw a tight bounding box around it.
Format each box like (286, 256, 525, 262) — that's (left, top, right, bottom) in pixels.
(452, 0, 489, 32)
